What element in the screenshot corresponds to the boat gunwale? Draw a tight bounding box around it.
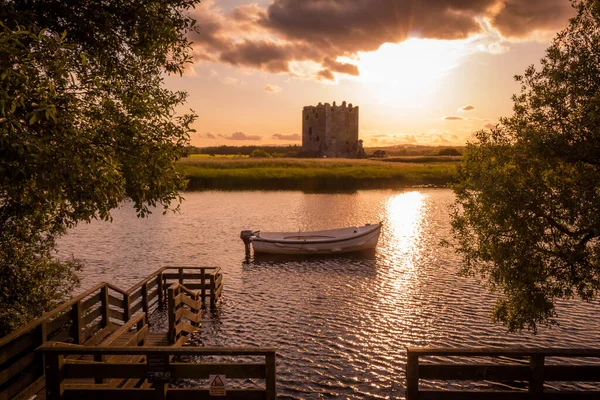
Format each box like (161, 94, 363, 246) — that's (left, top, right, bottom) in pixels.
(251, 224, 381, 245)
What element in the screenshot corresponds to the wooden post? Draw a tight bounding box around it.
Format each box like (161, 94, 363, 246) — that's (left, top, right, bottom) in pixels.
(178, 267, 184, 284)
(200, 268, 206, 305)
(209, 275, 216, 309)
(142, 282, 149, 314)
(530, 354, 545, 398)
(94, 353, 104, 384)
(157, 272, 164, 310)
(406, 351, 419, 400)
(45, 353, 64, 400)
(101, 285, 110, 327)
(154, 381, 168, 400)
(123, 293, 131, 322)
(266, 352, 277, 400)
(167, 286, 176, 345)
(72, 301, 84, 344)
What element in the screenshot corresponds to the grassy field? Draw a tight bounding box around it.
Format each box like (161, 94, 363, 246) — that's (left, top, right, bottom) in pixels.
(177, 157, 459, 191)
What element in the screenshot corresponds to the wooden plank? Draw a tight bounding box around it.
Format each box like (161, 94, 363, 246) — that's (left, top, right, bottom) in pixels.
(63, 388, 154, 400)
(1, 370, 44, 400)
(408, 347, 600, 358)
(123, 326, 148, 346)
(9, 375, 45, 400)
(0, 351, 35, 386)
(101, 314, 146, 347)
(108, 294, 125, 309)
(82, 307, 103, 327)
(175, 322, 196, 336)
(83, 320, 104, 342)
(128, 289, 142, 304)
(147, 278, 158, 290)
(81, 293, 103, 313)
(63, 388, 266, 400)
(544, 365, 600, 381)
(178, 294, 201, 311)
(63, 362, 266, 380)
(418, 364, 530, 381)
(0, 331, 37, 365)
(542, 393, 600, 399)
(175, 308, 201, 324)
(147, 287, 159, 304)
(108, 308, 125, 322)
(40, 345, 278, 357)
(46, 310, 75, 334)
(129, 300, 143, 315)
(51, 327, 73, 343)
(0, 283, 105, 348)
(64, 363, 147, 379)
(84, 325, 118, 347)
(419, 391, 530, 400)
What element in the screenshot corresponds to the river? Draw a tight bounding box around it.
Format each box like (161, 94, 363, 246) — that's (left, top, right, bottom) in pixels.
(57, 189, 600, 399)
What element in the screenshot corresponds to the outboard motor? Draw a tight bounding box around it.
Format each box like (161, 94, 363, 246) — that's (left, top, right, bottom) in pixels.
(240, 230, 255, 259)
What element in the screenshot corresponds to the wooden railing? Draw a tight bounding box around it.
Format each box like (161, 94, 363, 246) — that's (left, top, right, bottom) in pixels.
(39, 344, 277, 400)
(406, 347, 600, 399)
(167, 283, 201, 346)
(0, 266, 222, 400)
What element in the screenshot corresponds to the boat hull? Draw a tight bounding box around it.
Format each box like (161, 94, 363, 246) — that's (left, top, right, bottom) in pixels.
(250, 224, 381, 255)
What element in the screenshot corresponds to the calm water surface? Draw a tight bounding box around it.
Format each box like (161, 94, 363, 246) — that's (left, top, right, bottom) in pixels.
(57, 189, 600, 399)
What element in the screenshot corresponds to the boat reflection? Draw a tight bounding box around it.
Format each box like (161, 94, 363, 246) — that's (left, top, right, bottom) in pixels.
(246, 248, 377, 265)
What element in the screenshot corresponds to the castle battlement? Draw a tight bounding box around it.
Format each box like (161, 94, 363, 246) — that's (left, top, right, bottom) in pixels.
(301, 102, 363, 158)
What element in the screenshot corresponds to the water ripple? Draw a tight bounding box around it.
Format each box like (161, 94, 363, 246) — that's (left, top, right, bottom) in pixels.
(57, 189, 600, 399)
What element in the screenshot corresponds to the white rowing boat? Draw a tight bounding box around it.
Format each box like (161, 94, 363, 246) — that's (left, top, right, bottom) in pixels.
(240, 223, 382, 255)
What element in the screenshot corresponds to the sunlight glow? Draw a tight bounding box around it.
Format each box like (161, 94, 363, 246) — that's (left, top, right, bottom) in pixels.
(384, 191, 427, 271)
(353, 38, 471, 102)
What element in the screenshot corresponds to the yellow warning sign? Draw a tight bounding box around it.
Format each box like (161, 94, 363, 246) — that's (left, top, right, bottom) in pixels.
(209, 374, 226, 396)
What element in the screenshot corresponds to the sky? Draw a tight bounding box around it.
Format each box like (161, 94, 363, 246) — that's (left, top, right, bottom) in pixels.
(166, 0, 576, 148)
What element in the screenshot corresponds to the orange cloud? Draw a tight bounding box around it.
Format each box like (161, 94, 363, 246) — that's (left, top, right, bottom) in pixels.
(188, 0, 574, 80)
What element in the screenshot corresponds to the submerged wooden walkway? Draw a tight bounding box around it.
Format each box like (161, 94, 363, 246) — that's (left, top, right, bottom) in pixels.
(0, 266, 277, 400)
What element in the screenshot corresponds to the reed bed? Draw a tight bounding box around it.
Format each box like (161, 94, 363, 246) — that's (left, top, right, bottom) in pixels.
(176, 157, 458, 191)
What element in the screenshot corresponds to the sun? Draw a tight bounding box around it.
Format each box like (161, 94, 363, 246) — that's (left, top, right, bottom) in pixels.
(352, 38, 472, 102)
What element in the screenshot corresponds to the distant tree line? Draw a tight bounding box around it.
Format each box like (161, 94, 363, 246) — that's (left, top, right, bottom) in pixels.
(188, 145, 301, 157)
(188, 145, 463, 158)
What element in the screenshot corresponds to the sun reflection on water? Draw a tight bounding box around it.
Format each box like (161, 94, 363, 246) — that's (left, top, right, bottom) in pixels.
(383, 191, 428, 271)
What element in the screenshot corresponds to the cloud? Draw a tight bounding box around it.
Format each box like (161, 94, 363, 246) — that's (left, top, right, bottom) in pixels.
(187, 0, 574, 80)
(264, 84, 282, 93)
(458, 104, 476, 112)
(199, 132, 217, 139)
(483, 123, 496, 129)
(272, 133, 301, 141)
(219, 132, 262, 141)
(492, 0, 575, 39)
(221, 76, 240, 85)
(444, 116, 466, 121)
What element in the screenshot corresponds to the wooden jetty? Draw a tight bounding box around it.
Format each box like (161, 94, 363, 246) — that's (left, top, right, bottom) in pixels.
(0, 266, 277, 400)
(406, 347, 600, 399)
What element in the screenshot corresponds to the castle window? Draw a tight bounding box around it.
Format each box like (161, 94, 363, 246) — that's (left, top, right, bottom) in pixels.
(305, 114, 309, 120)
(308, 127, 313, 136)
(316, 136, 320, 141)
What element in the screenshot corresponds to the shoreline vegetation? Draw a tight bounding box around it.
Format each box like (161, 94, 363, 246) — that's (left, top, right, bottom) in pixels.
(177, 156, 460, 191)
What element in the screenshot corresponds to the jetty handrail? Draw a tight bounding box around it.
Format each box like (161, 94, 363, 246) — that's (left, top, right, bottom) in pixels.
(39, 344, 277, 400)
(406, 347, 600, 399)
(1, 265, 223, 400)
(0, 282, 106, 348)
(167, 283, 201, 345)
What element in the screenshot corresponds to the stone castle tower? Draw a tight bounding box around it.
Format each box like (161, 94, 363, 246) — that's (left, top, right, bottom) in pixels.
(302, 101, 363, 158)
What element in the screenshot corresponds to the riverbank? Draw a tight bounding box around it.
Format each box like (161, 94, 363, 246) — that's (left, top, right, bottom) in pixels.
(176, 157, 458, 191)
